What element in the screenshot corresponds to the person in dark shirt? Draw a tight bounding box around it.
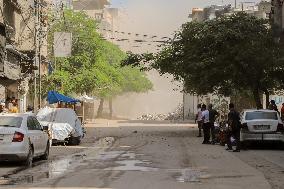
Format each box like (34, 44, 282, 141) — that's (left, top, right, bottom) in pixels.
(268, 100, 278, 112)
(208, 104, 219, 144)
(226, 103, 241, 152)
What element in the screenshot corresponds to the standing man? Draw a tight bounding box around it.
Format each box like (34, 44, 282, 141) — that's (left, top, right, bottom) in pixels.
(281, 103, 284, 121)
(268, 100, 278, 112)
(208, 104, 219, 144)
(226, 103, 241, 152)
(195, 104, 203, 137)
(201, 104, 210, 144)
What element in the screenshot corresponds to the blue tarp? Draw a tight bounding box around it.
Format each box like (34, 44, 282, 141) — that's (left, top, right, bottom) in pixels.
(47, 91, 80, 104)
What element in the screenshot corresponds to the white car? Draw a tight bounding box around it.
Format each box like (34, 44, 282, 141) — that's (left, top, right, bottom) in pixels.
(241, 109, 284, 144)
(0, 113, 50, 166)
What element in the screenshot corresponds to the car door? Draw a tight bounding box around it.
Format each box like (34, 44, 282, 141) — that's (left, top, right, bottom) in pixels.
(33, 117, 47, 153)
(27, 116, 41, 155)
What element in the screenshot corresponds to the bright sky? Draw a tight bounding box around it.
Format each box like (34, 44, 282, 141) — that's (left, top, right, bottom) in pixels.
(110, 0, 261, 37)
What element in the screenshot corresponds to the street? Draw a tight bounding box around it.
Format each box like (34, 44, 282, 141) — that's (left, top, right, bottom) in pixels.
(0, 119, 283, 189)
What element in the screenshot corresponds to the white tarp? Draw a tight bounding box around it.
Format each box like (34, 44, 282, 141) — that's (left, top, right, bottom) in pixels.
(37, 107, 83, 141)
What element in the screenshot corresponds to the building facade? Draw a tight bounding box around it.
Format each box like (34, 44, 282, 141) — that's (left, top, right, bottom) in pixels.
(271, 0, 284, 43)
(0, 0, 50, 112)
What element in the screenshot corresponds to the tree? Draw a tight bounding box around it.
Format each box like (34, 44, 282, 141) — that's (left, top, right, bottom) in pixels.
(123, 13, 284, 109)
(44, 9, 152, 117)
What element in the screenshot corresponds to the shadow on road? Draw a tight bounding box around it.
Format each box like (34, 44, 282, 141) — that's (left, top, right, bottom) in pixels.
(245, 142, 284, 151)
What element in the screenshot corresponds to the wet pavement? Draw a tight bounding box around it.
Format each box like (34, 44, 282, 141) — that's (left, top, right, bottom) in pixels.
(0, 120, 283, 189)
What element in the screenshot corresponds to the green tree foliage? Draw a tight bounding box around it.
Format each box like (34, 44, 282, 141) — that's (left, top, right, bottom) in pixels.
(123, 13, 284, 109)
(43, 9, 153, 101)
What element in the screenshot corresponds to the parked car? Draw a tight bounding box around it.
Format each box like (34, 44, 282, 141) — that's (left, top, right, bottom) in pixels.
(240, 109, 284, 145)
(37, 107, 84, 145)
(0, 113, 50, 166)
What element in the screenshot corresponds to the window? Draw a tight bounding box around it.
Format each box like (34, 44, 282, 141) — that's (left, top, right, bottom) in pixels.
(27, 117, 37, 130)
(0, 116, 22, 128)
(245, 111, 278, 120)
(32, 117, 42, 131)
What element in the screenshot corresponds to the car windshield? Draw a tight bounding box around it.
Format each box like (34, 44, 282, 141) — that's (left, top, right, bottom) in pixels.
(245, 111, 278, 120)
(0, 116, 23, 128)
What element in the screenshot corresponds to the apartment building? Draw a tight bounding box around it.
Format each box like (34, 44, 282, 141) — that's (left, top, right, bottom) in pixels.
(271, 0, 284, 43)
(0, 0, 50, 112)
(73, 0, 119, 42)
(190, 2, 271, 22)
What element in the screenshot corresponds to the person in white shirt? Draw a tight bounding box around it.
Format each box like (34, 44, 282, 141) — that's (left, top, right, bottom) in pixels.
(201, 104, 210, 144)
(195, 104, 203, 137)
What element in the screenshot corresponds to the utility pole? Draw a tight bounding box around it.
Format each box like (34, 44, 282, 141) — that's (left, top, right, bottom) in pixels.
(38, 2, 42, 109)
(34, 0, 40, 112)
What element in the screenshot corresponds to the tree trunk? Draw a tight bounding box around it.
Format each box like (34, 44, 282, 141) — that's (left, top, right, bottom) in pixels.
(109, 98, 113, 119)
(97, 98, 104, 118)
(264, 90, 270, 109)
(253, 88, 263, 109)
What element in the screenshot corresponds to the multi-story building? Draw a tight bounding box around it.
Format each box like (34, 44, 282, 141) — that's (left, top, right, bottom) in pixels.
(190, 2, 271, 22)
(271, 0, 284, 43)
(0, 0, 50, 112)
(73, 0, 120, 43)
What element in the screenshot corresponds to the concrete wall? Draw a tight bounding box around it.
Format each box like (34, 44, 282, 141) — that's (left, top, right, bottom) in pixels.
(183, 94, 198, 120)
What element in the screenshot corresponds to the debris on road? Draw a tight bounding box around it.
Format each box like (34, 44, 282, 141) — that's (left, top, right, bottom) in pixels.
(137, 104, 183, 121)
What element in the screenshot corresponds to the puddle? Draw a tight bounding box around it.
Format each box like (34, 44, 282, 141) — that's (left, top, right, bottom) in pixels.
(95, 150, 159, 172)
(105, 160, 159, 172)
(174, 168, 208, 183)
(0, 137, 117, 186)
(1, 157, 76, 185)
(95, 151, 125, 160)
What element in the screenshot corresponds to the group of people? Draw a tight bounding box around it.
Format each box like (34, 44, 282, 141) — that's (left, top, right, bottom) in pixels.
(0, 97, 19, 113)
(195, 103, 241, 152)
(267, 100, 284, 120)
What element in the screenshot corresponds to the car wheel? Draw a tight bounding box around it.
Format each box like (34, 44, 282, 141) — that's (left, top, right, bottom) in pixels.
(40, 141, 50, 160)
(23, 146, 33, 167)
(241, 141, 249, 150)
(69, 136, 81, 145)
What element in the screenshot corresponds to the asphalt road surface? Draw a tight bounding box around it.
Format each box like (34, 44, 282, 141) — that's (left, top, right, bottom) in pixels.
(0, 119, 283, 189)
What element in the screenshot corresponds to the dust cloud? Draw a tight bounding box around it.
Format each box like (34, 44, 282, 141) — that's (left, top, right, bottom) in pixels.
(110, 0, 260, 119)
(113, 71, 182, 119)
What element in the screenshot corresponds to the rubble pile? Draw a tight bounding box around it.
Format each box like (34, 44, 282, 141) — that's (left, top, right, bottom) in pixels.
(137, 104, 183, 121)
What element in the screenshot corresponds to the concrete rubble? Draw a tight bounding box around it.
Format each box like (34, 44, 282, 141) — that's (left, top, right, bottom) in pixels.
(137, 104, 183, 121)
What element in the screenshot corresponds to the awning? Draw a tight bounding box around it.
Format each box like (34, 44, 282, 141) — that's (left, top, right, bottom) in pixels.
(47, 91, 80, 104)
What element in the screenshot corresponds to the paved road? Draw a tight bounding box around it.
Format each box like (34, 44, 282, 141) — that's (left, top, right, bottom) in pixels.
(0, 119, 283, 189)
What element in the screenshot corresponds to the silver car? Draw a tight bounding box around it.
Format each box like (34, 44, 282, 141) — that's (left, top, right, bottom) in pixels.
(0, 113, 50, 166)
(241, 109, 284, 144)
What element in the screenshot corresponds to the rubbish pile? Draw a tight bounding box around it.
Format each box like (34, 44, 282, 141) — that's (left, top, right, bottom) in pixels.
(137, 104, 183, 121)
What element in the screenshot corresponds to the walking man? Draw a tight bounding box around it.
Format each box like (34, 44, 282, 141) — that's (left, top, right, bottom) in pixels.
(208, 104, 219, 144)
(195, 104, 203, 137)
(226, 103, 241, 152)
(201, 104, 210, 144)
